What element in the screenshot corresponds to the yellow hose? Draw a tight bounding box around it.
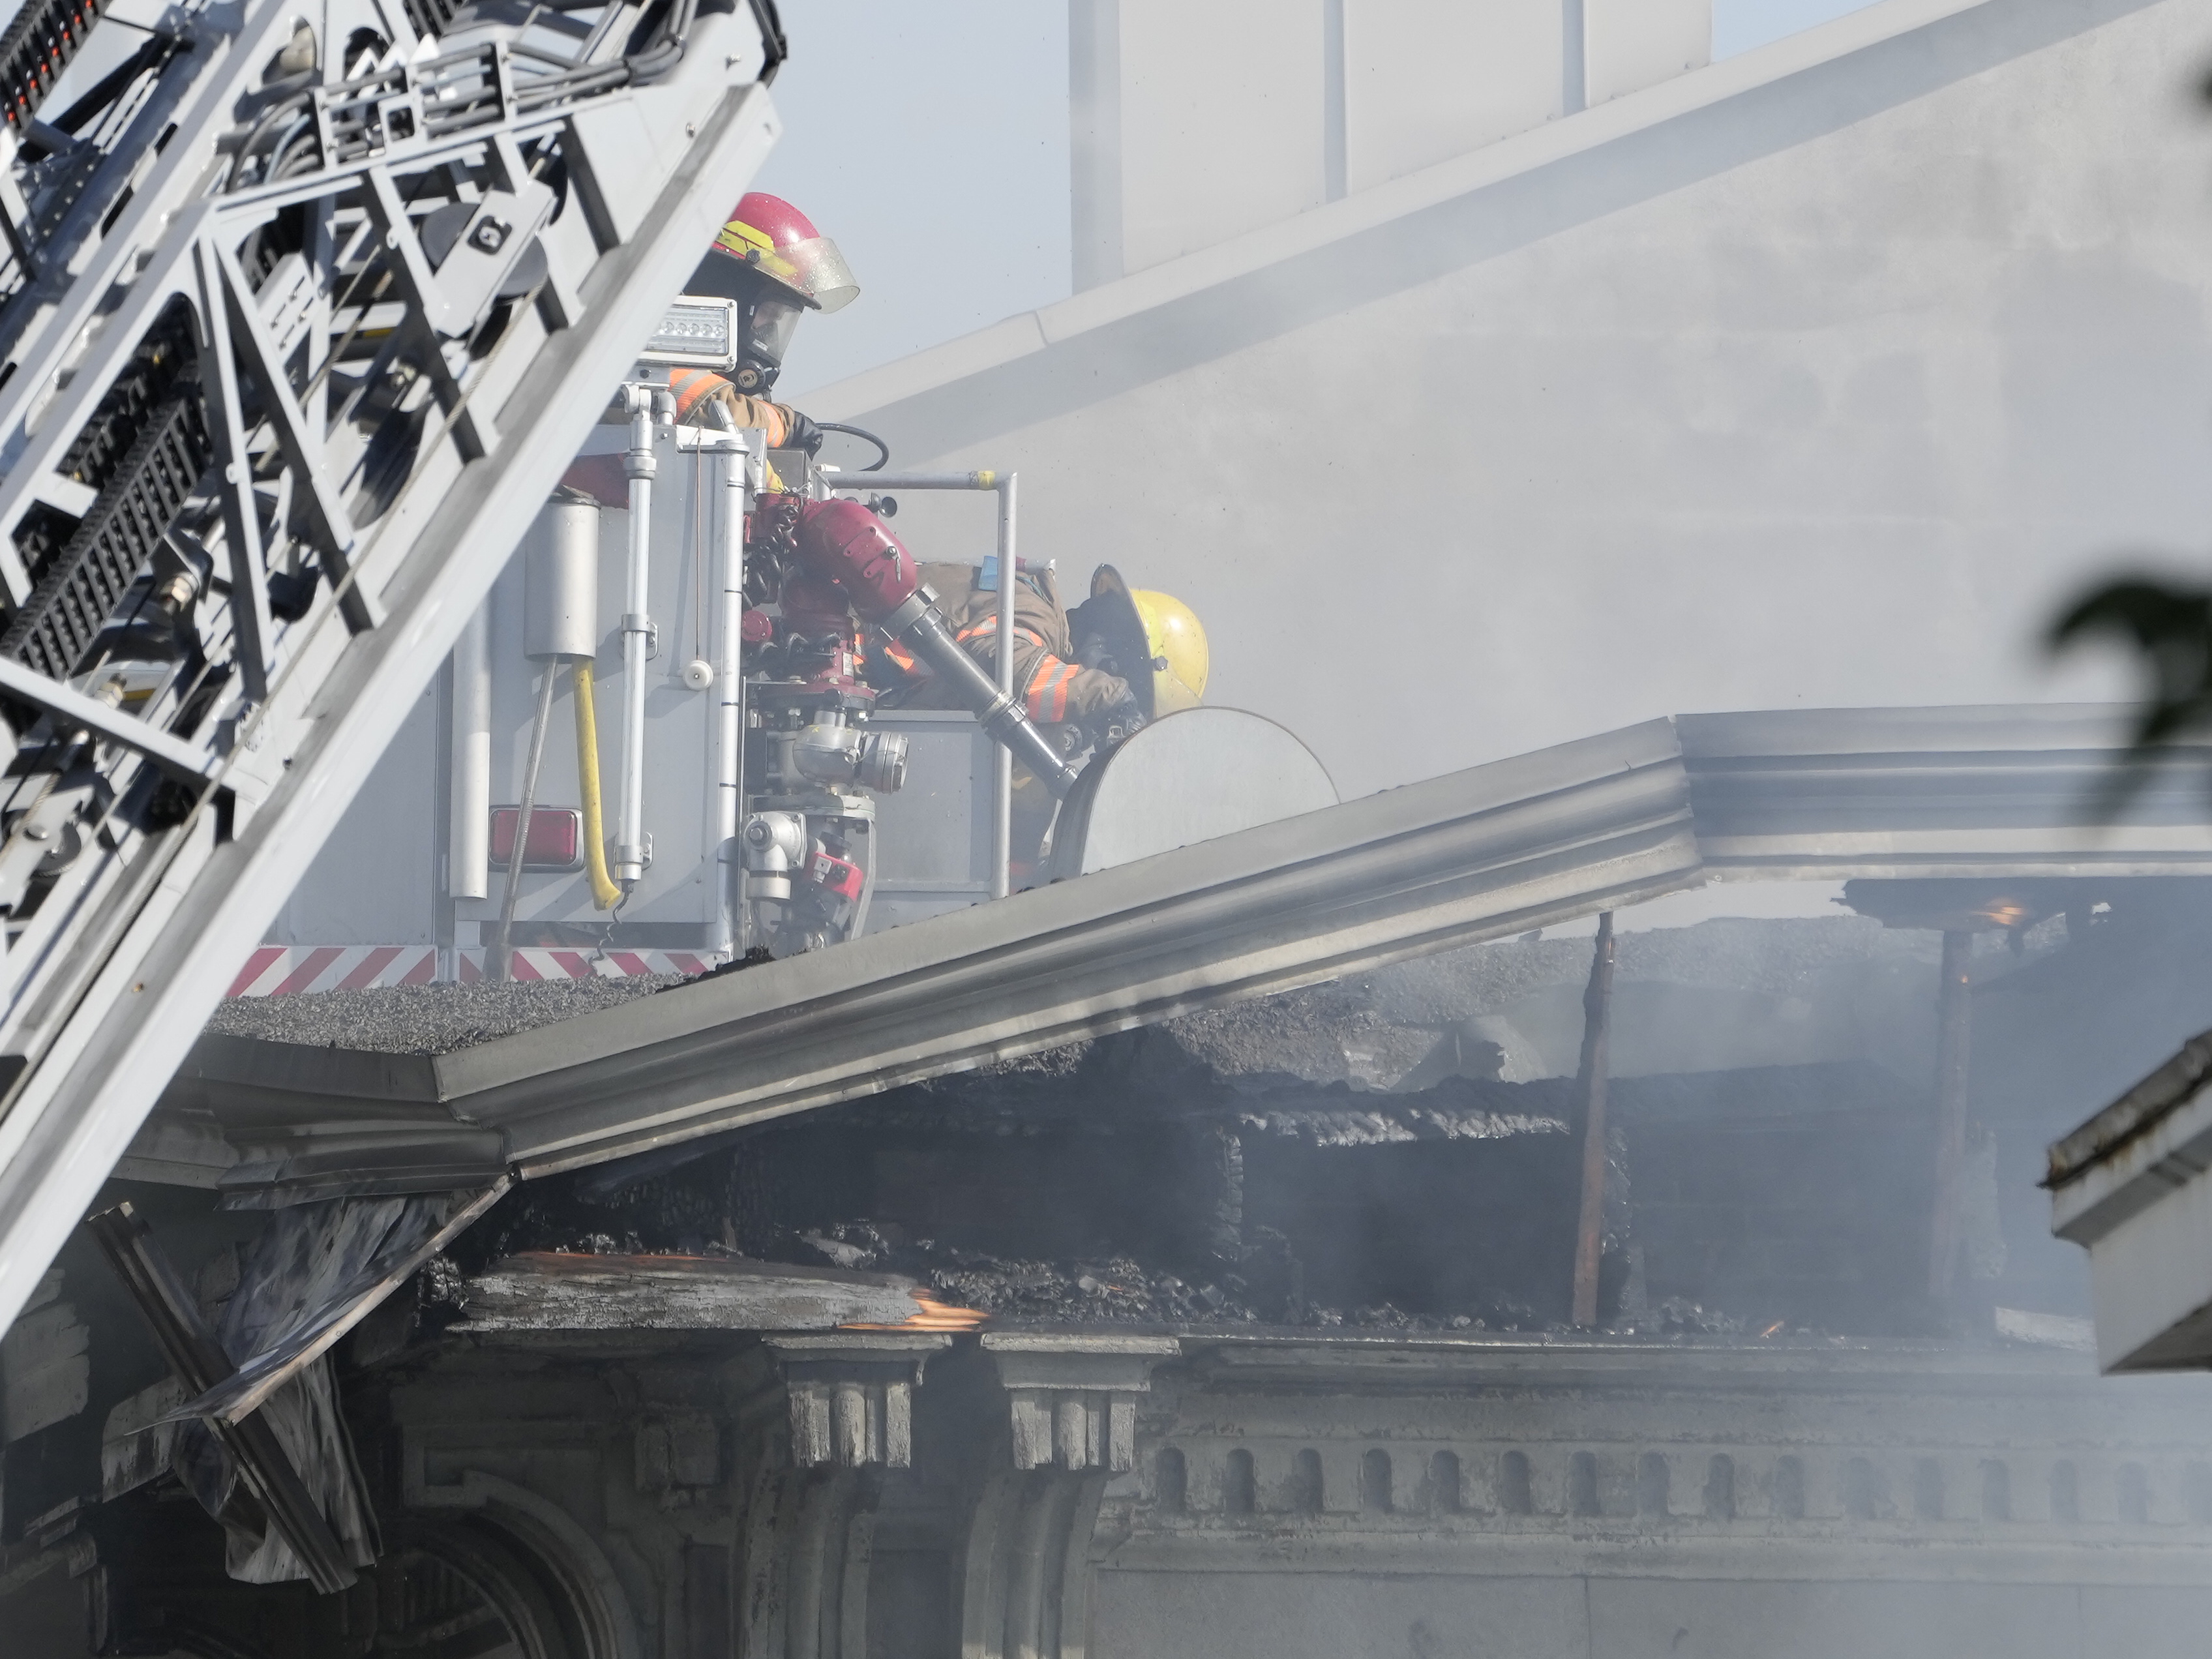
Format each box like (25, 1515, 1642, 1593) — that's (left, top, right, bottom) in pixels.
(572, 659, 621, 910)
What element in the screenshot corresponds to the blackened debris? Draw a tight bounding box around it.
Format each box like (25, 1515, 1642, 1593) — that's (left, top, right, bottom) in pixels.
(445, 1051, 1937, 1336)
(415, 1253, 471, 1332)
(679, 944, 776, 985)
(452, 1150, 761, 1269)
(783, 1221, 1553, 1332)
(1609, 1298, 1752, 1338)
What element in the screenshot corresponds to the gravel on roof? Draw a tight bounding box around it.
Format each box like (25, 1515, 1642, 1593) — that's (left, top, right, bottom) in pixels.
(202, 974, 690, 1056)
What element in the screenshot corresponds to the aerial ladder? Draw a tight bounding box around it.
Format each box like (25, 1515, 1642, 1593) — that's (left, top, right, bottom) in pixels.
(0, 0, 787, 1338)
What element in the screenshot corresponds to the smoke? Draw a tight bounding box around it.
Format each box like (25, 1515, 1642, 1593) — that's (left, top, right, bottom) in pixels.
(801, 0, 2212, 802)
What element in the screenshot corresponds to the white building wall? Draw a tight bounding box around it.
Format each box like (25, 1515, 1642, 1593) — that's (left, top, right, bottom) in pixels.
(831, 0, 2212, 802)
(1115, 0, 1330, 274)
(1343, 0, 1566, 192)
(1073, 0, 1715, 284)
(1585, 0, 1713, 106)
(1083, 1343, 2212, 1659)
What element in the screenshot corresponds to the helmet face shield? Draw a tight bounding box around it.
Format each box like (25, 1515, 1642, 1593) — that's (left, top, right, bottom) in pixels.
(738, 291, 803, 390)
(770, 234, 861, 312)
(681, 246, 754, 304)
(1070, 586, 1154, 715)
(1076, 566, 1207, 719)
(710, 223, 860, 312)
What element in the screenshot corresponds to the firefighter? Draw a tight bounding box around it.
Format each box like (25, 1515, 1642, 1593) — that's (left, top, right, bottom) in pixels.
(556, 194, 856, 503)
(878, 559, 1209, 861)
(1067, 564, 1209, 727)
(667, 192, 860, 445)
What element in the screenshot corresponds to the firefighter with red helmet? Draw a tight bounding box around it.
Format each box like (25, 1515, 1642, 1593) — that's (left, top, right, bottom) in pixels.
(667, 192, 858, 447)
(554, 194, 852, 503)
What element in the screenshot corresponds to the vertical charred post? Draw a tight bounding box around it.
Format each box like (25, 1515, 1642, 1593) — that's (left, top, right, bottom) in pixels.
(1927, 929, 1973, 1301)
(1204, 1125, 1243, 1270)
(1570, 912, 1617, 1327)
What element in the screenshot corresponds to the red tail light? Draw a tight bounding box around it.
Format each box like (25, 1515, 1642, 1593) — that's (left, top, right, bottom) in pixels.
(490, 807, 584, 871)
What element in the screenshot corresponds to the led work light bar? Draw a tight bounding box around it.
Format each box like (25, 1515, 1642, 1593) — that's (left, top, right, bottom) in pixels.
(638, 296, 741, 370)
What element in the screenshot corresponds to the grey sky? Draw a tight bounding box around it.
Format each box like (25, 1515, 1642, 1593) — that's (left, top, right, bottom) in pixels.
(760, 0, 1888, 398)
(756, 1, 1073, 396)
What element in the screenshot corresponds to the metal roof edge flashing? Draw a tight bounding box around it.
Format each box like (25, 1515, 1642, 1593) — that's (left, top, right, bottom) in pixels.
(142, 700, 2212, 1203)
(2046, 1032, 2212, 1248)
(467, 719, 1700, 1171)
(172, 1033, 447, 1106)
(434, 717, 1692, 1096)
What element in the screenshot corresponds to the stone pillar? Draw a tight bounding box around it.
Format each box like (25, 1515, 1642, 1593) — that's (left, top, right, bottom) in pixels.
(739, 1332, 951, 1659)
(985, 1334, 1176, 1474)
(767, 1332, 948, 1471)
(962, 1335, 1179, 1659)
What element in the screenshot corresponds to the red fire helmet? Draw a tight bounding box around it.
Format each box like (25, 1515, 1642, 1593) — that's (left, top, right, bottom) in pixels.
(701, 192, 859, 313)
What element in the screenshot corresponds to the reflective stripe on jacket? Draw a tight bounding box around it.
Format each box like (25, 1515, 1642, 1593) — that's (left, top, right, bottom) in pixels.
(667, 370, 794, 447)
(906, 561, 1131, 724)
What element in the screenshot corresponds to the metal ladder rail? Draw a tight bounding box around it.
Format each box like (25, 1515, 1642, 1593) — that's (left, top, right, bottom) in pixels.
(0, 0, 747, 1038)
(0, 0, 408, 363)
(0, 0, 632, 1063)
(0, 1, 783, 1337)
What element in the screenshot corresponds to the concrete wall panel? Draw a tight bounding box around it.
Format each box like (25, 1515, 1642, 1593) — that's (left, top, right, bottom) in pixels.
(1345, 0, 1565, 193)
(1094, 1570, 2212, 1659)
(1586, 0, 1711, 106)
(2076, 1586, 2212, 1659)
(1116, 0, 1328, 272)
(1093, 1569, 1589, 1659)
(1587, 1579, 2086, 1658)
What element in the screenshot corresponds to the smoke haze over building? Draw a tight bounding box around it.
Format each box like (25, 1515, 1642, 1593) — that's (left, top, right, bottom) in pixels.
(6, 1, 2212, 1655)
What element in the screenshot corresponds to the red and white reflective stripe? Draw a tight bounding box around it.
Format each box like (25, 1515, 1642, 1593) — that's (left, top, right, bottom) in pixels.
(224, 946, 717, 996)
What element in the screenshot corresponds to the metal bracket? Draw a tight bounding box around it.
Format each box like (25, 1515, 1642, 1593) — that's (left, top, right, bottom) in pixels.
(0, 656, 218, 781)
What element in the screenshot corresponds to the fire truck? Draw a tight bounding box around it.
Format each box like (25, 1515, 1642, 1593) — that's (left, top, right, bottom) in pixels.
(0, 0, 1334, 1351)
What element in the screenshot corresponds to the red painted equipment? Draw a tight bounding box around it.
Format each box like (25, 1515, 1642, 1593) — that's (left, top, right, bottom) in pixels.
(791, 498, 1079, 796)
(488, 807, 585, 871)
(806, 845, 866, 903)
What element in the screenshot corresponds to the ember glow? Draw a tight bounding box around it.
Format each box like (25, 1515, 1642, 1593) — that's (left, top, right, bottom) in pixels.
(846, 1290, 990, 1332)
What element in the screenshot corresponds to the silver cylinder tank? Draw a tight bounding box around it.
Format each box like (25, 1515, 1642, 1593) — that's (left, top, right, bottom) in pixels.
(528, 498, 601, 660)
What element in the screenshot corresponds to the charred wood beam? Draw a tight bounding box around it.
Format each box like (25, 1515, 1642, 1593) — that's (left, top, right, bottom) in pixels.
(1570, 911, 1617, 1328)
(83, 1201, 356, 1593)
(456, 1251, 940, 1334)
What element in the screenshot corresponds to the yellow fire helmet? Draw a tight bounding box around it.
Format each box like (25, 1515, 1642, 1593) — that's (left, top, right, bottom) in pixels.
(1084, 565, 1208, 717)
(1131, 586, 1208, 715)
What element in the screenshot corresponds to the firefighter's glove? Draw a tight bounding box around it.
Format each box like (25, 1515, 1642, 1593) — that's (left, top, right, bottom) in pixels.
(1092, 693, 1147, 751)
(779, 407, 826, 455)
